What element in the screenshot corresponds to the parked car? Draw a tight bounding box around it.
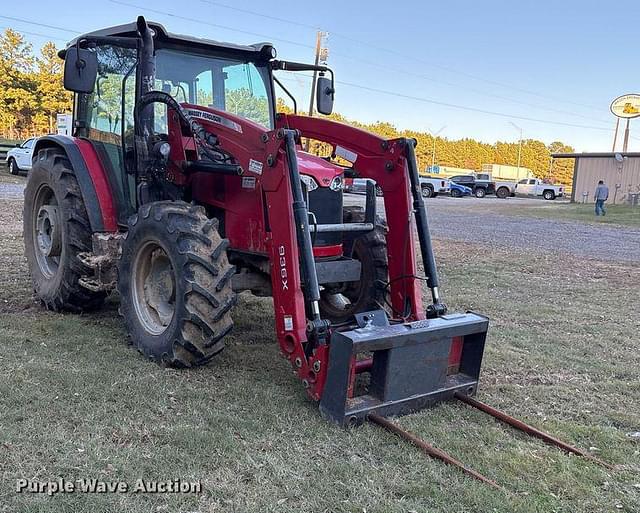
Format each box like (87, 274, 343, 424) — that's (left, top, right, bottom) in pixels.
(419, 176, 450, 198)
(514, 178, 564, 200)
(449, 181, 472, 198)
(344, 177, 382, 196)
(448, 174, 496, 198)
(5, 138, 36, 175)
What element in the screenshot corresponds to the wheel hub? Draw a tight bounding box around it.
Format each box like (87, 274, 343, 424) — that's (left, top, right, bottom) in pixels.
(132, 242, 176, 335)
(36, 205, 61, 257)
(32, 185, 60, 279)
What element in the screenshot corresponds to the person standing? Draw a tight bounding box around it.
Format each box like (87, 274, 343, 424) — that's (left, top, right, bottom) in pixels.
(594, 180, 609, 216)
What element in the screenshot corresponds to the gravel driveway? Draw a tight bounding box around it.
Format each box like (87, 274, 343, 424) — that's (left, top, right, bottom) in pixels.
(349, 195, 640, 263)
(0, 182, 25, 199)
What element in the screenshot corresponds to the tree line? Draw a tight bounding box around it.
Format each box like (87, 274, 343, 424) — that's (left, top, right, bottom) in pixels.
(0, 30, 71, 138)
(0, 29, 575, 184)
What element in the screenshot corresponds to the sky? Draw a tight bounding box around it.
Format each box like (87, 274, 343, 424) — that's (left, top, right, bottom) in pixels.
(3, 0, 640, 153)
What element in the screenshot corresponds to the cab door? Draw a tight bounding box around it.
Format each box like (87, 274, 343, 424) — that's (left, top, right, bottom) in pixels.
(73, 44, 138, 223)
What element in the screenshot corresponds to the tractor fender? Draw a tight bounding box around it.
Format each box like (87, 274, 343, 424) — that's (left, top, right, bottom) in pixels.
(33, 135, 118, 232)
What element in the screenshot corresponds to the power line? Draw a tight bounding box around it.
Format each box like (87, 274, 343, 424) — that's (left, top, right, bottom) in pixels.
(1, 11, 617, 135)
(109, 0, 315, 50)
(0, 15, 78, 35)
(328, 52, 611, 126)
(278, 73, 613, 132)
(0, 26, 68, 43)
(193, 0, 604, 114)
(114, 0, 611, 126)
(199, 0, 320, 31)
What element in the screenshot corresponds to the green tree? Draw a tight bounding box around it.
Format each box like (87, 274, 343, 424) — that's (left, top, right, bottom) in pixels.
(0, 29, 37, 137)
(35, 41, 72, 133)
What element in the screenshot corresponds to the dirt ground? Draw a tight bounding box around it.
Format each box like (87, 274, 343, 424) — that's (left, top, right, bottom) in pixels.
(1, 170, 639, 513)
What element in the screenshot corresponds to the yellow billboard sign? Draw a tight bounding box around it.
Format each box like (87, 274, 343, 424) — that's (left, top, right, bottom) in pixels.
(610, 94, 640, 118)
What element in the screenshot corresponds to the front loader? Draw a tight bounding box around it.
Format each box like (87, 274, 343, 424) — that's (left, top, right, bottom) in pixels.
(23, 17, 610, 486)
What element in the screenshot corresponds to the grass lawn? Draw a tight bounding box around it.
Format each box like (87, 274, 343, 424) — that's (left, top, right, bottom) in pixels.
(0, 188, 639, 512)
(508, 201, 640, 227)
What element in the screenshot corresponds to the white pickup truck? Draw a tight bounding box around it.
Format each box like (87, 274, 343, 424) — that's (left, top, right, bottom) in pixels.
(419, 176, 450, 198)
(514, 178, 564, 200)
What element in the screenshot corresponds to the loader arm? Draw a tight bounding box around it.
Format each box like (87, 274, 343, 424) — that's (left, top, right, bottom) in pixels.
(277, 113, 435, 319)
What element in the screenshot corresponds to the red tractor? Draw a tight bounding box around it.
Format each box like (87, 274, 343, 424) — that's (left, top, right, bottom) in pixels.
(24, 17, 489, 426)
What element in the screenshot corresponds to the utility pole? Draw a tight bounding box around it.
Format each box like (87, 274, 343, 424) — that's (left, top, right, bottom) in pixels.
(509, 121, 523, 180)
(427, 125, 446, 172)
(305, 31, 328, 151)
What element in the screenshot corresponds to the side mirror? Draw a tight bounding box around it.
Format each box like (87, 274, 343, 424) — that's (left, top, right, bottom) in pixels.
(316, 74, 334, 115)
(63, 47, 98, 94)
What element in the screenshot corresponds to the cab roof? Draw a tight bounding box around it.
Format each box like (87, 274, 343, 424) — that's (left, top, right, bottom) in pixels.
(66, 20, 274, 58)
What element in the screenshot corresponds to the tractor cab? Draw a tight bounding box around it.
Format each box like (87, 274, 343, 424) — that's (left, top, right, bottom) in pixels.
(61, 19, 335, 225)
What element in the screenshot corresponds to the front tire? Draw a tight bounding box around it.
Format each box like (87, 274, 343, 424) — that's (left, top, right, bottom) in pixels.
(8, 158, 19, 175)
(474, 187, 486, 198)
(23, 148, 105, 311)
(319, 208, 388, 324)
(450, 189, 462, 198)
(117, 201, 236, 367)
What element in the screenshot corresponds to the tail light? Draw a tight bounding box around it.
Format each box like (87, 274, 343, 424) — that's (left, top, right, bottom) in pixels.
(441, 181, 445, 187)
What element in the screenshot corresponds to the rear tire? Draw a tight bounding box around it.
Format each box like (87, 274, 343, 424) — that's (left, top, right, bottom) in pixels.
(8, 158, 19, 175)
(319, 207, 388, 324)
(543, 190, 555, 200)
(117, 201, 236, 367)
(474, 187, 486, 198)
(496, 186, 509, 199)
(421, 185, 433, 198)
(23, 148, 105, 311)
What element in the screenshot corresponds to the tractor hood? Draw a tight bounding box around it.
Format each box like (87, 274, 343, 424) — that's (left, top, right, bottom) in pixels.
(173, 103, 343, 186)
(295, 151, 343, 186)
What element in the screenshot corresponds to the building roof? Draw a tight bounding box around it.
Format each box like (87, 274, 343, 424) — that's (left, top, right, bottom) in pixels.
(551, 152, 640, 159)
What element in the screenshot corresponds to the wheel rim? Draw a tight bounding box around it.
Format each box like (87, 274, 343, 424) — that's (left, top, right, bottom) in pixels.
(32, 185, 61, 279)
(132, 241, 176, 335)
(9, 161, 14, 173)
(422, 187, 432, 198)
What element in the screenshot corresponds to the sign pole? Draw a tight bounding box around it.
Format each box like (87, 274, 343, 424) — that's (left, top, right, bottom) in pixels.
(623, 118, 631, 152)
(612, 118, 620, 152)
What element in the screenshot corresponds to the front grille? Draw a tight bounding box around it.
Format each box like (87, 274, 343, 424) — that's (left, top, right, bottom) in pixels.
(307, 186, 343, 246)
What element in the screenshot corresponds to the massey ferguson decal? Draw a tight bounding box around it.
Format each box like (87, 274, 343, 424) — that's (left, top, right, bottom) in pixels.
(184, 108, 243, 133)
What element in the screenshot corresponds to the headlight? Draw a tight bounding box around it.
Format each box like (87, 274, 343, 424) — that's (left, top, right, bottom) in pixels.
(300, 174, 318, 192)
(329, 175, 344, 192)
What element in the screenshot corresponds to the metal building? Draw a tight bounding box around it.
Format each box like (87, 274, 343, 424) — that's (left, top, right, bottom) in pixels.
(551, 152, 640, 204)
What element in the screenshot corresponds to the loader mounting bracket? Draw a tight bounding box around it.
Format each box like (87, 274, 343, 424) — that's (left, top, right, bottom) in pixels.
(319, 311, 489, 426)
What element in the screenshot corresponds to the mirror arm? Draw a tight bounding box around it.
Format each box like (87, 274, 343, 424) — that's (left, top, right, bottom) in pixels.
(272, 60, 330, 74)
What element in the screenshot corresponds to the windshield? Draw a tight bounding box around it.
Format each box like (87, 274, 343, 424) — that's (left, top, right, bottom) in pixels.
(155, 48, 273, 128)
